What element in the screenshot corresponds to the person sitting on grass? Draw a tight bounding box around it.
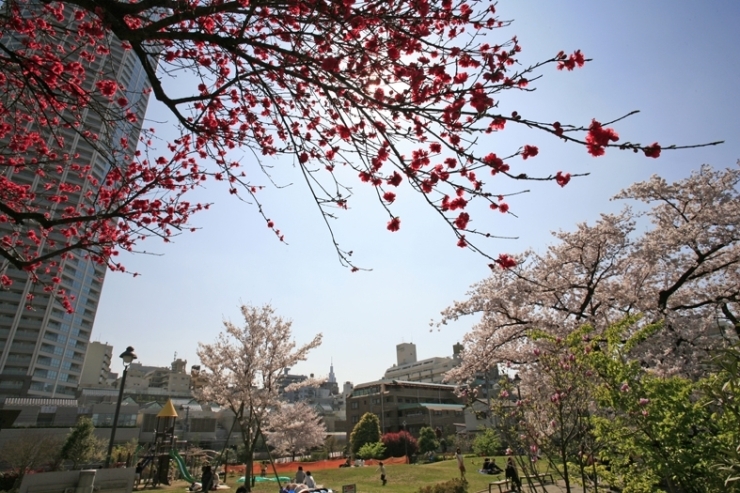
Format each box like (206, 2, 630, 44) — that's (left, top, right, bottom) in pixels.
(482, 458, 503, 475)
(304, 472, 316, 489)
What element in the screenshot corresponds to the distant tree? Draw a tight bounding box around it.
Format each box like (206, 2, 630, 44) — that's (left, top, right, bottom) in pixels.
(472, 428, 501, 457)
(0, 433, 62, 487)
(451, 434, 472, 454)
(112, 438, 139, 466)
(323, 436, 338, 458)
(439, 438, 449, 455)
(350, 413, 382, 456)
(196, 303, 322, 491)
(381, 431, 419, 458)
(265, 402, 327, 461)
(61, 417, 101, 469)
(357, 442, 386, 460)
(418, 427, 440, 455)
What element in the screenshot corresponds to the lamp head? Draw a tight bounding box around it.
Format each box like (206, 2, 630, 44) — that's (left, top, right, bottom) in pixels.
(120, 346, 137, 365)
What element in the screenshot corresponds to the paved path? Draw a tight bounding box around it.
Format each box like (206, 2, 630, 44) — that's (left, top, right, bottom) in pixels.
(477, 479, 616, 493)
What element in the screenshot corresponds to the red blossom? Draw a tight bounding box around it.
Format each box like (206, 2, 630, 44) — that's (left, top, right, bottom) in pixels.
(387, 172, 403, 187)
(586, 120, 619, 157)
(387, 217, 401, 232)
(495, 253, 516, 269)
(383, 191, 396, 203)
(454, 212, 470, 229)
(555, 171, 571, 187)
(95, 79, 118, 97)
(521, 145, 539, 160)
(644, 142, 661, 158)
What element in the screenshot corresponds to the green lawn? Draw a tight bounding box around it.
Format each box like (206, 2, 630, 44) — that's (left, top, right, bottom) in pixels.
(158, 457, 514, 493)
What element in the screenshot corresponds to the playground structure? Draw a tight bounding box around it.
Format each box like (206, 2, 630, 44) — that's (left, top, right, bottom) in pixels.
(135, 399, 201, 488)
(134, 400, 233, 489)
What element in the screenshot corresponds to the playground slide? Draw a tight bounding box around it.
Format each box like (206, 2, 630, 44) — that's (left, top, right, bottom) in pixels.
(170, 449, 197, 484)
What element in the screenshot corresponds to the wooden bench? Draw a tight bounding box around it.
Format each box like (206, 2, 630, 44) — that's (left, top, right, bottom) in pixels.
(522, 472, 554, 485)
(488, 479, 511, 493)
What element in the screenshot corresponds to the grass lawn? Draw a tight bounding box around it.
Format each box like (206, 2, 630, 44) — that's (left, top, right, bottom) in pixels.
(154, 457, 516, 493)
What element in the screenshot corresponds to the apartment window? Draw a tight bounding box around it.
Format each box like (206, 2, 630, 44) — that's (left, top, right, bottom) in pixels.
(350, 402, 359, 410)
(372, 398, 381, 405)
(351, 415, 359, 424)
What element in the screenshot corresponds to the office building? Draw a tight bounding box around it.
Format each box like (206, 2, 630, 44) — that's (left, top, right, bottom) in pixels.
(383, 342, 461, 384)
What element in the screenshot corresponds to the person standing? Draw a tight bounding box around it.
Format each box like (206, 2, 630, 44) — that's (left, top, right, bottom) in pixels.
(455, 448, 466, 481)
(505, 458, 522, 492)
(200, 465, 214, 493)
(295, 466, 306, 484)
(377, 462, 387, 486)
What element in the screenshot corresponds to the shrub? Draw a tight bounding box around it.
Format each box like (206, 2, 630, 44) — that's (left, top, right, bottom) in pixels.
(350, 413, 382, 455)
(381, 431, 418, 458)
(416, 478, 467, 493)
(472, 428, 500, 457)
(418, 427, 440, 454)
(357, 442, 386, 460)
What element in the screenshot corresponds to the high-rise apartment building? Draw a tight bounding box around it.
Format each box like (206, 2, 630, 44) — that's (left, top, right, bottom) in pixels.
(79, 341, 114, 388)
(0, 8, 152, 398)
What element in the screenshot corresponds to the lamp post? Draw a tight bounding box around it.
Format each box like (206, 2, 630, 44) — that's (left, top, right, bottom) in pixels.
(402, 420, 408, 462)
(105, 346, 137, 468)
(513, 374, 521, 400)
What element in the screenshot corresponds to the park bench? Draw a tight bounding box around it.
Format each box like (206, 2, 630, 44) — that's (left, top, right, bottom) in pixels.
(488, 479, 511, 493)
(521, 472, 554, 485)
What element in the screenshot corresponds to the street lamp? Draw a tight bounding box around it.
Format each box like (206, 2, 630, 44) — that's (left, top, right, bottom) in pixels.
(105, 346, 137, 468)
(402, 420, 408, 462)
(512, 374, 521, 400)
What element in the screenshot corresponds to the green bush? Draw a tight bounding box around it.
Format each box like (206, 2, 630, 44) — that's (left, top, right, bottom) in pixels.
(472, 428, 500, 457)
(357, 441, 386, 460)
(416, 478, 467, 493)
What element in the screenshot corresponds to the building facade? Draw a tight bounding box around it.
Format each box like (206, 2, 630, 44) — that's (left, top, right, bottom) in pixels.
(0, 8, 152, 398)
(383, 343, 462, 384)
(346, 380, 464, 440)
(79, 342, 114, 388)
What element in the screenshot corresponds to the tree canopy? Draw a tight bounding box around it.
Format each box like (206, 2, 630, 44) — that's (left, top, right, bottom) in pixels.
(0, 0, 720, 298)
(61, 417, 102, 469)
(196, 303, 322, 491)
(350, 412, 381, 456)
(264, 401, 327, 460)
(444, 164, 740, 381)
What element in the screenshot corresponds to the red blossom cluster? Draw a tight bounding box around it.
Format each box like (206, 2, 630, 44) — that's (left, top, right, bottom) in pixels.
(585, 120, 620, 157)
(0, 0, 706, 295)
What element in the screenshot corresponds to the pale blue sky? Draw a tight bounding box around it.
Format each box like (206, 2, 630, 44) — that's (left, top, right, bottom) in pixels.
(98, 1, 740, 385)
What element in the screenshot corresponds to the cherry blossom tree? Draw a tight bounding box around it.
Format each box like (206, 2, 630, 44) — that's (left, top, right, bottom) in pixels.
(443, 164, 740, 381)
(264, 401, 327, 461)
(195, 303, 322, 491)
(0, 0, 722, 295)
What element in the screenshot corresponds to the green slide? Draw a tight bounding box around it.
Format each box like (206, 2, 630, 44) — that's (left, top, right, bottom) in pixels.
(170, 449, 197, 483)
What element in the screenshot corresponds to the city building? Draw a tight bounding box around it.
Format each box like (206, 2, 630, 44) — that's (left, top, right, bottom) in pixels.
(79, 342, 114, 389)
(382, 343, 462, 384)
(0, 7, 152, 398)
(346, 379, 465, 440)
(0, 396, 242, 450)
(108, 358, 192, 398)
